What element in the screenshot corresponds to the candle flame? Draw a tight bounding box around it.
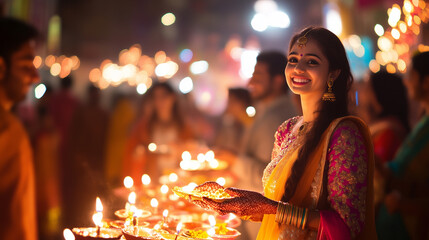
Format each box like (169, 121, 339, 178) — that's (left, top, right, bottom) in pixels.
(163, 209, 169, 218)
(208, 215, 216, 227)
(63, 228, 75, 240)
(96, 197, 103, 212)
(207, 228, 215, 236)
(92, 212, 103, 227)
(226, 213, 236, 223)
(128, 192, 136, 204)
(124, 176, 134, 189)
(160, 184, 169, 194)
(150, 198, 159, 208)
(130, 205, 137, 215)
(176, 222, 183, 233)
(141, 174, 151, 185)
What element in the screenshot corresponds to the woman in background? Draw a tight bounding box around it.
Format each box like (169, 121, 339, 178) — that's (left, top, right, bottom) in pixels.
(123, 82, 194, 182)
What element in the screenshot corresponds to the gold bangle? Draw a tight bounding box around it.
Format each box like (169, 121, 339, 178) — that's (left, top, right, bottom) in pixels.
(294, 207, 300, 227)
(286, 205, 293, 225)
(302, 208, 309, 229)
(275, 202, 282, 223)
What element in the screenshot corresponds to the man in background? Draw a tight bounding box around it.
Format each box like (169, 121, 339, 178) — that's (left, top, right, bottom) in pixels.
(0, 17, 39, 240)
(225, 51, 298, 239)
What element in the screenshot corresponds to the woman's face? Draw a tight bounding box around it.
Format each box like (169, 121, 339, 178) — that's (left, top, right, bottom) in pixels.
(285, 39, 331, 99)
(153, 87, 175, 114)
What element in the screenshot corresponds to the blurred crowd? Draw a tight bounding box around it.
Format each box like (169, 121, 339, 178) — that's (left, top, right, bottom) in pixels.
(2, 17, 429, 240)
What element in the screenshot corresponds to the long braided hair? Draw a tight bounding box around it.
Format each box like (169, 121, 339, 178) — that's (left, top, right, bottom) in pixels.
(281, 27, 353, 202)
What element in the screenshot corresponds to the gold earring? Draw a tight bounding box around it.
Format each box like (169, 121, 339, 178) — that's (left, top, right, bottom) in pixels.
(322, 78, 336, 102)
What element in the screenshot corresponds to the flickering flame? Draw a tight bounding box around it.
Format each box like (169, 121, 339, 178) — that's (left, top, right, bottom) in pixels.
(128, 192, 136, 204)
(92, 212, 103, 228)
(63, 228, 75, 240)
(96, 197, 103, 212)
(124, 176, 134, 189)
(226, 213, 236, 223)
(176, 222, 183, 233)
(208, 215, 216, 227)
(163, 209, 169, 218)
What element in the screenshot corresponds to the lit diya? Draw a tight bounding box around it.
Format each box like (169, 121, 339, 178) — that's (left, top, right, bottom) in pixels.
(122, 226, 164, 240)
(172, 186, 233, 202)
(71, 198, 122, 240)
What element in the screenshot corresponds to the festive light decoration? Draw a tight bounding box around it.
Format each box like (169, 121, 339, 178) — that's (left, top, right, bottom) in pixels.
(372, 0, 429, 73)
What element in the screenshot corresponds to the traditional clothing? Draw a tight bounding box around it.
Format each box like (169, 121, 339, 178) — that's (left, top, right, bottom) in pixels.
(376, 115, 429, 240)
(257, 116, 376, 240)
(0, 107, 37, 240)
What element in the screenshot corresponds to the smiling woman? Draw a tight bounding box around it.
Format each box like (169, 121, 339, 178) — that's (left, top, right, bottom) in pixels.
(189, 27, 377, 240)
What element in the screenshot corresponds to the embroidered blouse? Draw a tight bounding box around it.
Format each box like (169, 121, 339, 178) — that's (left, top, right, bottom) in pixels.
(262, 116, 368, 239)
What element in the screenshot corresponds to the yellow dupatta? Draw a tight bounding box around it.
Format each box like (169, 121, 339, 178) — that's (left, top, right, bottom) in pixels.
(257, 116, 376, 240)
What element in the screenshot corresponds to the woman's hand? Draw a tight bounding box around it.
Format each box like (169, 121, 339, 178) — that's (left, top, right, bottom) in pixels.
(194, 187, 277, 222)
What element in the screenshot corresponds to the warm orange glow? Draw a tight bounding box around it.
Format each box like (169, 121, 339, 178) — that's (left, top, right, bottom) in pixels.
(154, 51, 167, 64)
(45, 55, 56, 67)
(50, 63, 61, 76)
(414, 15, 421, 25)
(33, 56, 42, 69)
(386, 63, 396, 73)
(403, 0, 413, 13)
(397, 59, 407, 72)
(70, 56, 80, 70)
(391, 29, 400, 39)
(128, 192, 136, 204)
(398, 21, 407, 33)
(89, 68, 101, 83)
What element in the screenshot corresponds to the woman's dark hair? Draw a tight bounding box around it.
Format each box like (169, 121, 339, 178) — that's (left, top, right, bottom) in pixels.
(411, 51, 429, 82)
(256, 51, 289, 94)
(281, 27, 353, 202)
(369, 70, 409, 131)
(147, 81, 185, 128)
(228, 87, 252, 108)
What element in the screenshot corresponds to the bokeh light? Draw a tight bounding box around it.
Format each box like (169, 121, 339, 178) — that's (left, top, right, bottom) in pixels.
(161, 13, 176, 26)
(179, 77, 193, 94)
(190, 60, 209, 75)
(179, 49, 193, 63)
(34, 84, 47, 99)
(374, 24, 384, 36)
(33, 56, 42, 69)
(137, 83, 148, 95)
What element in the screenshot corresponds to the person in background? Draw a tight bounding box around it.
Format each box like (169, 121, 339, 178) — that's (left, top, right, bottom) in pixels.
(378, 51, 429, 240)
(220, 51, 298, 239)
(0, 17, 39, 240)
(104, 93, 136, 187)
(214, 87, 253, 154)
(62, 84, 109, 227)
(360, 71, 409, 209)
(123, 82, 194, 182)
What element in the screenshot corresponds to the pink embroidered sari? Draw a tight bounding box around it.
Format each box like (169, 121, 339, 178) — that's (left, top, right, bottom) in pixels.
(257, 116, 376, 240)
